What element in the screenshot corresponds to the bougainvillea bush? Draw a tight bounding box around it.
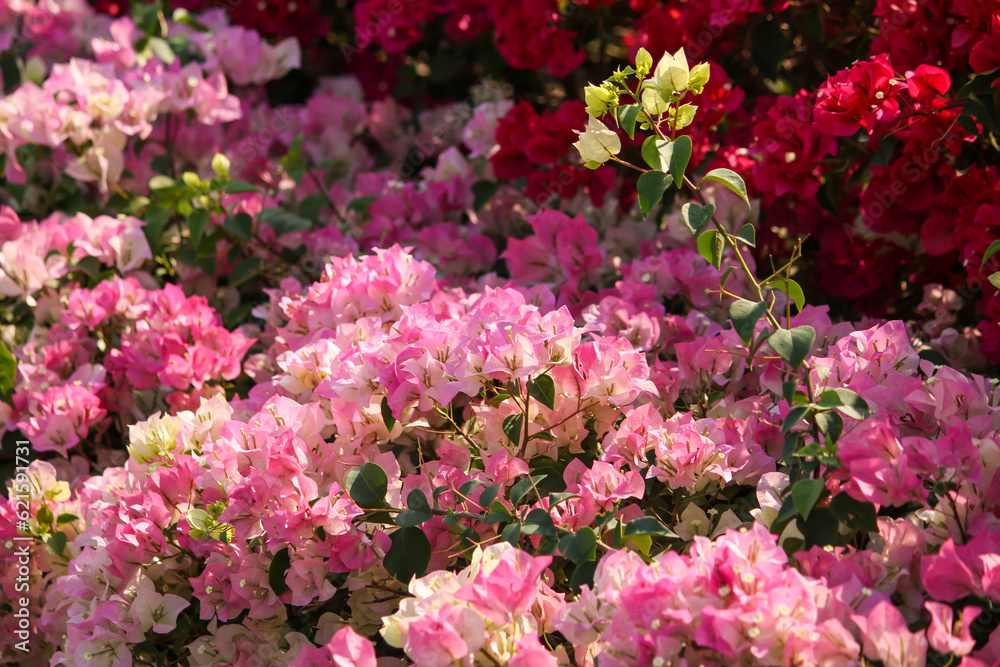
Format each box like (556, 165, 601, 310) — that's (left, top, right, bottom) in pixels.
(2, 0, 1000, 666)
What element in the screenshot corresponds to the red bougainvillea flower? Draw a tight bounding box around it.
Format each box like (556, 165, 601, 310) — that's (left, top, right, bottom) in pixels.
(813, 54, 905, 136)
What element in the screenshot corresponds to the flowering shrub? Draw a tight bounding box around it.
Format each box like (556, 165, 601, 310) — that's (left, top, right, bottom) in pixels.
(1, 1, 999, 667)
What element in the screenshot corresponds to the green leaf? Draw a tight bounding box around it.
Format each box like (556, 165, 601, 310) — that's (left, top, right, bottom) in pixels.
(641, 135, 661, 169)
(502, 414, 524, 446)
(818, 388, 871, 420)
(791, 478, 825, 521)
(668, 135, 692, 188)
(485, 501, 514, 524)
(396, 489, 434, 527)
(224, 212, 254, 241)
(814, 410, 844, 442)
(381, 396, 396, 431)
(569, 560, 597, 591)
(0, 340, 17, 400)
(345, 463, 388, 509)
(142, 206, 171, 255)
(268, 547, 291, 595)
(729, 300, 767, 346)
(769, 278, 805, 312)
(829, 493, 877, 532)
(618, 104, 642, 139)
(500, 522, 521, 546)
(56, 513, 79, 525)
(800, 507, 839, 548)
(510, 474, 548, 506)
(637, 170, 672, 218)
(385, 527, 431, 583)
(990, 271, 1000, 289)
(348, 196, 376, 217)
(228, 257, 262, 287)
(222, 302, 253, 329)
(702, 168, 750, 209)
(782, 404, 812, 436)
(768, 326, 816, 370)
(559, 527, 598, 564)
(985, 240, 1000, 265)
(264, 211, 312, 236)
(44, 531, 67, 558)
(681, 203, 715, 237)
(624, 516, 678, 538)
(521, 508, 557, 537)
(224, 181, 260, 194)
(299, 194, 328, 223)
(735, 224, 756, 247)
(479, 484, 501, 510)
(188, 208, 209, 246)
(527, 374, 555, 410)
(472, 180, 499, 211)
(782, 380, 798, 406)
(696, 229, 725, 269)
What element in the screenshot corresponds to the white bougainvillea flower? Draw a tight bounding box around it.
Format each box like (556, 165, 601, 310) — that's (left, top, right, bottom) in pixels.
(652, 47, 690, 94)
(573, 115, 621, 168)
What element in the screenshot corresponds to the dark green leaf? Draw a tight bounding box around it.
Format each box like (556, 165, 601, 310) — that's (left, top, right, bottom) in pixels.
(729, 300, 767, 346)
(569, 560, 597, 591)
(818, 388, 870, 420)
(268, 547, 291, 595)
(510, 474, 548, 506)
(829, 493, 877, 532)
(56, 513, 79, 525)
(503, 414, 524, 446)
(479, 484, 501, 510)
(521, 508, 557, 537)
(681, 202, 715, 237)
(385, 527, 431, 583)
(472, 180, 499, 211)
(345, 463, 388, 509)
(782, 405, 812, 436)
(735, 224, 756, 247)
(228, 257, 262, 287)
(142, 206, 172, 255)
(782, 380, 798, 406)
(637, 170, 672, 218)
(298, 194, 328, 223)
(348, 197, 377, 217)
(224, 181, 260, 194)
(624, 516, 677, 538)
(768, 326, 816, 369)
(500, 522, 521, 546)
(527, 374, 555, 410)
(224, 212, 254, 241)
(44, 531, 67, 558)
(791, 478, 825, 521)
(485, 501, 514, 524)
(668, 135, 693, 188)
(188, 208, 209, 246)
(815, 410, 844, 442)
(985, 240, 1000, 265)
(800, 507, 839, 548)
(702, 168, 750, 209)
(751, 18, 787, 79)
(264, 212, 312, 236)
(559, 527, 598, 564)
(381, 396, 396, 431)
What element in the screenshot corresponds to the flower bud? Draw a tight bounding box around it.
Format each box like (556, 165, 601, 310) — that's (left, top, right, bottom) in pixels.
(584, 84, 617, 116)
(688, 62, 711, 94)
(573, 115, 622, 168)
(635, 48, 653, 76)
(211, 153, 231, 178)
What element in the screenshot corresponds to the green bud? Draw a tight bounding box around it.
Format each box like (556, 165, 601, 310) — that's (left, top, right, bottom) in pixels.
(635, 48, 653, 76)
(688, 62, 711, 95)
(182, 171, 201, 188)
(584, 84, 617, 117)
(211, 153, 231, 178)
